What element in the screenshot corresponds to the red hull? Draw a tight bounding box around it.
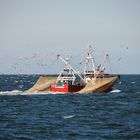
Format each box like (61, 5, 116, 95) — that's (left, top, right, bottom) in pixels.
(50, 84, 85, 93)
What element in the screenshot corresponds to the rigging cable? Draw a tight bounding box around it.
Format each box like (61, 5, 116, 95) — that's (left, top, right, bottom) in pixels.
(107, 55, 113, 74)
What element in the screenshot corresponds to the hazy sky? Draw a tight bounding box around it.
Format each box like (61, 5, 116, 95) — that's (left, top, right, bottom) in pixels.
(0, 0, 140, 74)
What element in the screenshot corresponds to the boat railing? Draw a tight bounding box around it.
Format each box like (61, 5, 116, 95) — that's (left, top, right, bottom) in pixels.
(58, 77, 75, 81)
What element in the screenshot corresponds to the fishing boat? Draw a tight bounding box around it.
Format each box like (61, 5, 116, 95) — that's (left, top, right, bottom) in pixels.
(79, 46, 119, 93)
(25, 46, 119, 93)
(50, 55, 86, 93)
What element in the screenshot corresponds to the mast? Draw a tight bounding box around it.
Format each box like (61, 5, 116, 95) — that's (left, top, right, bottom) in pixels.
(100, 54, 112, 73)
(100, 54, 109, 72)
(84, 46, 97, 80)
(57, 55, 85, 84)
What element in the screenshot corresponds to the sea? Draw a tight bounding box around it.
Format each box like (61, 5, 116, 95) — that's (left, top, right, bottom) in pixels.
(0, 74, 140, 140)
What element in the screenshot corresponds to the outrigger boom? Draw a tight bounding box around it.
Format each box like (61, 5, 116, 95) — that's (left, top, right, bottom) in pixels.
(57, 54, 85, 83)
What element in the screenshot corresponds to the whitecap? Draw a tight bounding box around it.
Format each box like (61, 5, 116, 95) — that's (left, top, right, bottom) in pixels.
(20, 92, 51, 95)
(14, 80, 18, 83)
(91, 106, 96, 109)
(110, 89, 121, 93)
(49, 92, 65, 95)
(0, 90, 22, 95)
(11, 90, 22, 93)
(0, 91, 65, 95)
(18, 85, 24, 88)
(131, 81, 135, 84)
(63, 115, 75, 119)
(119, 81, 122, 84)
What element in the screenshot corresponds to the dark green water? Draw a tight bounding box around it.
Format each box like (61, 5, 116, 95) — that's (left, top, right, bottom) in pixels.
(0, 75, 140, 140)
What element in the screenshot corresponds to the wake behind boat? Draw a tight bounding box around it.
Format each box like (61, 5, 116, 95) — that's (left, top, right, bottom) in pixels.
(25, 46, 119, 93)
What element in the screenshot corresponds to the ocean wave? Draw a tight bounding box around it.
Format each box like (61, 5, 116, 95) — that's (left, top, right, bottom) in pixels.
(63, 115, 75, 119)
(110, 89, 121, 93)
(0, 91, 61, 95)
(131, 81, 136, 84)
(22, 92, 51, 95)
(0, 90, 22, 95)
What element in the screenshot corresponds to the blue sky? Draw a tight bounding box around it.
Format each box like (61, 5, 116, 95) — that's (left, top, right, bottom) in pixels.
(0, 0, 140, 74)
